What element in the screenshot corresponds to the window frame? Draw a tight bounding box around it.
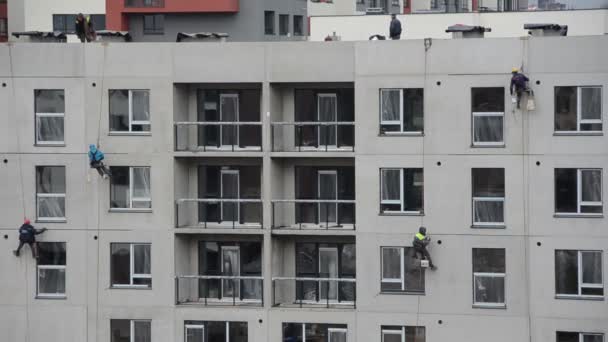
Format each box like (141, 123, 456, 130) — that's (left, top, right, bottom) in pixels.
(471, 168, 506, 227)
(379, 88, 424, 135)
(110, 166, 152, 211)
(264, 11, 275, 35)
(279, 14, 290, 36)
(109, 89, 151, 135)
(554, 85, 603, 134)
(34, 89, 65, 146)
(35, 165, 66, 222)
(142, 14, 164, 35)
(293, 15, 304, 36)
(111, 319, 151, 342)
(471, 87, 505, 147)
(111, 243, 152, 289)
(380, 246, 425, 294)
(380, 168, 424, 215)
(555, 250, 604, 299)
(555, 168, 603, 216)
(36, 242, 67, 299)
(472, 248, 506, 308)
(0, 18, 7, 37)
(556, 332, 605, 342)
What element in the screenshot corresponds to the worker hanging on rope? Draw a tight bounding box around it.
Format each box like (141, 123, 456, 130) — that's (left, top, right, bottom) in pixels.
(413, 226, 437, 270)
(89, 144, 111, 179)
(13, 219, 47, 259)
(510, 67, 530, 109)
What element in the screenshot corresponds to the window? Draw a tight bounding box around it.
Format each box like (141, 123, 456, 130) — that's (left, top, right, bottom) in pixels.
(264, 11, 275, 35)
(380, 168, 423, 214)
(555, 250, 603, 298)
(185, 321, 248, 342)
(35, 90, 65, 145)
(111, 319, 151, 342)
(381, 326, 426, 342)
(472, 168, 505, 226)
(37, 242, 66, 298)
(293, 15, 304, 36)
(143, 14, 164, 34)
(283, 323, 347, 342)
(555, 86, 603, 133)
(0, 18, 7, 36)
(36, 166, 66, 221)
(555, 168, 602, 215)
(557, 332, 604, 342)
(380, 89, 424, 134)
(52, 14, 106, 33)
(471, 87, 505, 146)
(279, 15, 289, 36)
(110, 167, 151, 210)
(111, 243, 151, 288)
(472, 248, 505, 307)
(109, 89, 150, 133)
(381, 247, 424, 293)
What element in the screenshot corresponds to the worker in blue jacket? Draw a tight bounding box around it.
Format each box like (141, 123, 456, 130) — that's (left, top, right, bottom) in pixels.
(89, 144, 111, 179)
(510, 68, 530, 109)
(13, 219, 47, 259)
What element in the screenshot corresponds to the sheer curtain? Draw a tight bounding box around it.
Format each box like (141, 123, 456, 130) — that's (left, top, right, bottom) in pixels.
(582, 251, 602, 285)
(474, 116, 503, 143)
(381, 90, 400, 122)
(381, 170, 400, 201)
(581, 87, 602, 121)
(37, 166, 66, 218)
(134, 244, 151, 276)
(132, 167, 151, 208)
(318, 95, 337, 146)
(581, 170, 602, 202)
(37, 116, 64, 143)
(134, 321, 151, 342)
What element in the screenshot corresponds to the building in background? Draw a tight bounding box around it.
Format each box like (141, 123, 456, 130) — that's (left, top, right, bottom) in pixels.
(105, 0, 308, 42)
(7, 0, 105, 42)
(0, 32, 606, 342)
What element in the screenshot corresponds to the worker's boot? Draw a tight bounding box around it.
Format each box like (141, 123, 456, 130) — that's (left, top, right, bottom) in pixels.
(13, 250, 19, 257)
(430, 264, 437, 271)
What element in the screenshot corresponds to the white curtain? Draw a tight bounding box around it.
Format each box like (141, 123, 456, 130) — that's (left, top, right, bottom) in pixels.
(381, 90, 400, 122)
(475, 275, 504, 304)
(132, 167, 151, 209)
(134, 321, 151, 342)
(37, 116, 64, 143)
(581, 170, 602, 202)
(581, 87, 602, 120)
(474, 116, 503, 143)
(132, 90, 150, 122)
(474, 200, 504, 224)
(38, 196, 65, 218)
(381, 170, 400, 201)
(582, 252, 602, 284)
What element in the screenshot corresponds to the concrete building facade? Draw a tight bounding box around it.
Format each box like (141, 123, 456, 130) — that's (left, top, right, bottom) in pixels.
(0, 35, 607, 342)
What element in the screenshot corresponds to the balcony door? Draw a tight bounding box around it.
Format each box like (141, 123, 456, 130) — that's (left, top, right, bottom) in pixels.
(221, 246, 240, 299)
(317, 94, 338, 148)
(318, 170, 338, 226)
(185, 325, 204, 342)
(319, 247, 339, 301)
(221, 170, 240, 223)
(220, 94, 239, 147)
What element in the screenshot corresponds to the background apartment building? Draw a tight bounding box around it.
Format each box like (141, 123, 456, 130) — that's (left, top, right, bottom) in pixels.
(0, 34, 606, 342)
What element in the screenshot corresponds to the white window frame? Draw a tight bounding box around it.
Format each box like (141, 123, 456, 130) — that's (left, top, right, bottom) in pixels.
(36, 166, 66, 222)
(382, 327, 405, 342)
(380, 168, 423, 214)
(556, 250, 604, 299)
(130, 166, 152, 209)
(472, 196, 505, 227)
(37, 264, 67, 298)
(380, 88, 423, 135)
(578, 86, 603, 128)
(110, 89, 151, 134)
(381, 246, 405, 291)
(472, 111, 504, 146)
(185, 324, 205, 342)
(328, 327, 348, 342)
(112, 243, 152, 288)
(35, 112, 65, 145)
(577, 169, 603, 214)
(220, 245, 241, 300)
(473, 272, 506, 307)
(129, 320, 151, 342)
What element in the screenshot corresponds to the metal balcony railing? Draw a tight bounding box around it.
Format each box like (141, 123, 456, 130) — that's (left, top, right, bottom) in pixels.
(175, 275, 263, 306)
(271, 122, 355, 152)
(271, 199, 356, 230)
(174, 121, 262, 152)
(175, 198, 263, 229)
(124, 0, 164, 7)
(272, 276, 356, 308)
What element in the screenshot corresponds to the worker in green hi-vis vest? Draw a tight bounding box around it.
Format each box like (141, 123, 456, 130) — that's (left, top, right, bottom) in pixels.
(413, 226, 437, 270)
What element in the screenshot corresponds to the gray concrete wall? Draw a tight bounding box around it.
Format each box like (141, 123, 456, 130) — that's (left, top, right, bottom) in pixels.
(0, 36, 607, 342)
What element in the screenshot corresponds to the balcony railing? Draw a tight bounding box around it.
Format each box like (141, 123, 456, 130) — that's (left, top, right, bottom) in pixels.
(175, 198, 263, 229)
(174, 122, 262, 152)
(272, 276, 356, 308)
(124, 0, 164, 7)
(271, 122, 355, 152)
(175, 275, 263, 306)
(271, 199, 356, 230)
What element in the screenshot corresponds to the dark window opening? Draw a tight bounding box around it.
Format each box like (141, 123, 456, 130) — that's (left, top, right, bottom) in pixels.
(279, 15, 289, 36)
(264, 11, 275, 35)
(143, 14, 164, 35)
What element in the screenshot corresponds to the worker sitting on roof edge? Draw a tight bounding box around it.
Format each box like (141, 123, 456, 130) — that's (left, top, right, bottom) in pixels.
(413, 226, 437, 270)
(89, 144, 111, 179)
(13, 219, 47, 259)
(510, 68, 530, 109)
(75, 13, 96, 43)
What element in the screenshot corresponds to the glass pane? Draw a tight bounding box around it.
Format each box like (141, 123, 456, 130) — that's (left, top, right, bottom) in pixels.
(582, 251, 602, 284)
(36, 166, 66, 194)
(472, 87, 504, 112)
(38, 196, 65, 219)
(133, 245, 151, 274)
(186, 327, 204, 342)
(318, 95, 337, 146)
(403, 169, 423, 212)
(240, 242, 262, 274)
(383, 332, 402, 342)
(305, 323, 325, 342)
(581, 170, 602, 203)
(294, 16, 303, 35)
(283, 323, 303, 341)
(229, 322, 248, 342)
(111, 244, 131, 285)
(474, 116, 503, 143)
(319, 172, 337, 224)
(381, 89, 400, 122)
(133, 321, 151, 342)
(279, 14, 289, 35)
(474, 275, 505, 304)
(381, 169, 401, 201)
(132, 90, 150, 122)
(264, 11, 274, 34)
(222, 248, 240, 298)
(297, 243, 317, 274)
(133, 277, 152, 287)
(581, 87, 602, 120)
(555, 169, 577, 213)
(554, 87, 577, 131)
(38, 268, 65, 295)
(581, 287, 604, 296)
(319, 248, 339, 300)
(329, 330, 347, 342)
(405, 326, 426, 342)
(37, 116, 64, 143)
(220, 95, 238, 146)
(221, 172, 239, 222)
(404, 247, 424, 292)
(207, 322, 226, 342)
(382, 248, 401, 279)
(52, 15, 66, 32)
(132, 167, 151, 199)
(38, 242, 66, 265)
(555, 250, 578, 295)
(110, 167, 130, 208)
(472, 168, 505, 197)
(341, 244, 356, 275)
(403, 89, 424, 132)
(474, 200, 504, 224)
(473, 248, 505, 273)
(110, 320, 130, 342)
(109, 90, 129, 132)
(583, 335, 604, 342)
(35, 90, 65, 113)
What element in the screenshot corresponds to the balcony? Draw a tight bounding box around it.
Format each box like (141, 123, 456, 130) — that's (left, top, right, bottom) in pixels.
(271, 163, 355, 230)
(174, 85, 262, 153)
(124, 0, 164, 8)
(270, 83, 354, 153)
(175, 238, 263, 306)
(175, 161, 263, 229)
(272, 237, 356, 308)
